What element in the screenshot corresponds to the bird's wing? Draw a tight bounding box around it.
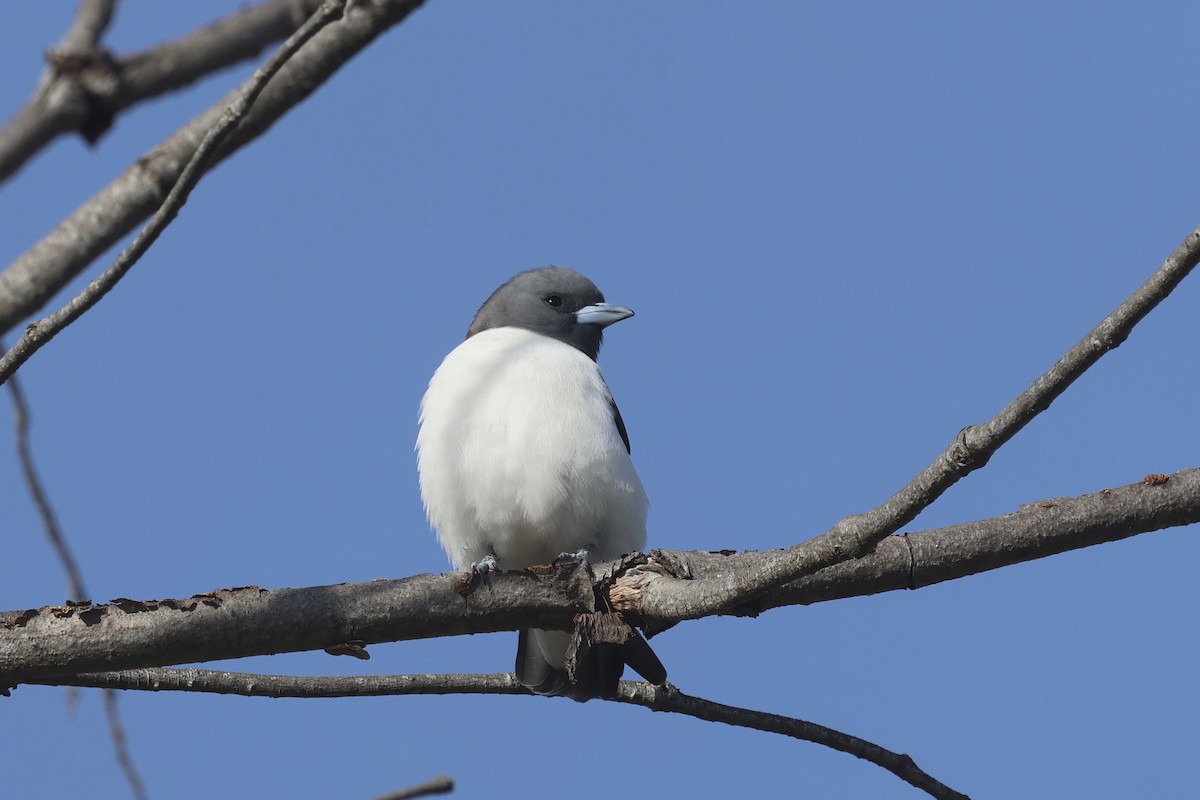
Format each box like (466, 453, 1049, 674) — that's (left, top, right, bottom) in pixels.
(608, 395, 631, 454)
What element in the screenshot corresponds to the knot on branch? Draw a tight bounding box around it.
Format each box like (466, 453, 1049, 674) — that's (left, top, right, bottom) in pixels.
(944, 424, 990, 474)
(46, 48, 122, 144)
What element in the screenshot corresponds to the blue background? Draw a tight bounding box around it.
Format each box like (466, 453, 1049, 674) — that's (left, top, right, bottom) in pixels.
(2, 3, 1198, 798)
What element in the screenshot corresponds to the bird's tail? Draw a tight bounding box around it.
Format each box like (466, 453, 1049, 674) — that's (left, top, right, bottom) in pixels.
(516, 626, 667, 700)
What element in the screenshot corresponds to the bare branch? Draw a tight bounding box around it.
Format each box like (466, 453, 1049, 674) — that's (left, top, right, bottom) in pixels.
(631, 227, 1200, 625)
(114, 0, 325, 110)
(0, 0, 351, 386)
(0, 569, 593, 684)
(8, 371, 88, 602)
(2, 469, 1195, 686)
(58, 0, 117, 55)
(653, 467, 1200, 619)
(102, 688, 148, 800)
(615, 683, 969, 800)
(33, 669, 966, 799)
(8, 362, 147, 799)
(34, 668, 529, 697)
(0, 0, 428, 339)
(0, 0, 327, 183)
(372, 776, 455, 800)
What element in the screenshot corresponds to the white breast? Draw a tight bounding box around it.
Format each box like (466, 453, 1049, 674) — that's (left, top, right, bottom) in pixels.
(417, 327, 648, 571)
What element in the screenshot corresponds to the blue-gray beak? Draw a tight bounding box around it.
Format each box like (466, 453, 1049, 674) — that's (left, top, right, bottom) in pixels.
(575, 302, 634, 328)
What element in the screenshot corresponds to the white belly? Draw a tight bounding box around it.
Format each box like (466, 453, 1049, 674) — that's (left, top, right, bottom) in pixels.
(417, 327, 648, 571)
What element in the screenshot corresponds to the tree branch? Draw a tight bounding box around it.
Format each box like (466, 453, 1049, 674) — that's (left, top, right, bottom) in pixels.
(373, 775, 455, 800)
(0, 569, 593, 684)
(102, 687, 147, 800)
(57, 0, 116, 56)
(3, 469, 1195, 685)
(29, 669, 968, 800)
(0, 0, 428, 339)
(615, 683, 969, 800)
(32, 667, 530, 697)
(629, 226, 1200, 625)
(0, 0, 328, 184)
(8, 370, 88, 602)
(0, 0, 355, 386)
(644, 467, 1200, 620)
(114, 0, 327, 114)
(8, 354, 148, 800)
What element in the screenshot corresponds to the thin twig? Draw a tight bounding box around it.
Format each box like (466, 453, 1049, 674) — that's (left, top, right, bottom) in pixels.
(32, 668, 530, 697)
(8, 371, 87, 602)
(615, 683, 969, 800)
(103, 688, 148, 800)
(372, 776, 454, 800)
(636, 225, 1200, 623)
(8, 363, 148, 800)
(32, 669, 966, 799)
(0, 0, 349, 387)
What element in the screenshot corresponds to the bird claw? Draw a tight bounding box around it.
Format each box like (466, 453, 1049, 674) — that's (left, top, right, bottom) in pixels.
(472, 552, 499, 576)
(552, 548, 592, 568)
(455, 552, 498, 594)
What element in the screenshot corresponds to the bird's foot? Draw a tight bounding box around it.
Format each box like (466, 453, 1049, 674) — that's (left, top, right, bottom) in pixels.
(472, 552, 499, 576)
(456, 552, 499, 594)
(552, 548, 592, 569)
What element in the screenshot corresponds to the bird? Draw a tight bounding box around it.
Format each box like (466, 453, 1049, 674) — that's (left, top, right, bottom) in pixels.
(416, 266, 666, 699)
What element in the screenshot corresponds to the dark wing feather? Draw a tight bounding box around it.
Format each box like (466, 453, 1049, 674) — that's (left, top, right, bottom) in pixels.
(610, 398, 631, 454)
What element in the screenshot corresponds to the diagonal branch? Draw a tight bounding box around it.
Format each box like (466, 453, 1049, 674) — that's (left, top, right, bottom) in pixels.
(30, 668, 968, 800)
(616, 683, 969, 800)
(2, 469, 1196, 685)
(8, 371, 88, 602)
(630, 226, 1200, 625)
(0, 0, 329, 184)
(101, 688, 147, 800)
(643, 468, 1200, 619)
(57, 0, 117, 55)
(372, 776, 455, 800)
(0, 0, 352, 386)
(0, 0, 428, 339)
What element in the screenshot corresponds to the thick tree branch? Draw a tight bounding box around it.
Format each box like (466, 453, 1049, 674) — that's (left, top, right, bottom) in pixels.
(58, 0, 116, 56)
(0, 0, 327, 184)
(0, 0, 428, 339)
(0, 0, 119, 173)
(2, 469, 1195, 686)
(31, 669, 967, 799)
(114, 0, 326, 115)
(629, 227, 1200, 625)
(0, 569, 593, 684)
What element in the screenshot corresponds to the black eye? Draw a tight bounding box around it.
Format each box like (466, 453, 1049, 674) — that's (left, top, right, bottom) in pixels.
(544, 294, 563, 308)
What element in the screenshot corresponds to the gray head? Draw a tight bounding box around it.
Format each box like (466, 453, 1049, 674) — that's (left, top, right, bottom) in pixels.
(467, 266, 634, 360)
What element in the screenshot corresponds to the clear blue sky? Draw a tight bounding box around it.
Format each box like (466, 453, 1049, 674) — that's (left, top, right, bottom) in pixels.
(3, 2, 1198, 798)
